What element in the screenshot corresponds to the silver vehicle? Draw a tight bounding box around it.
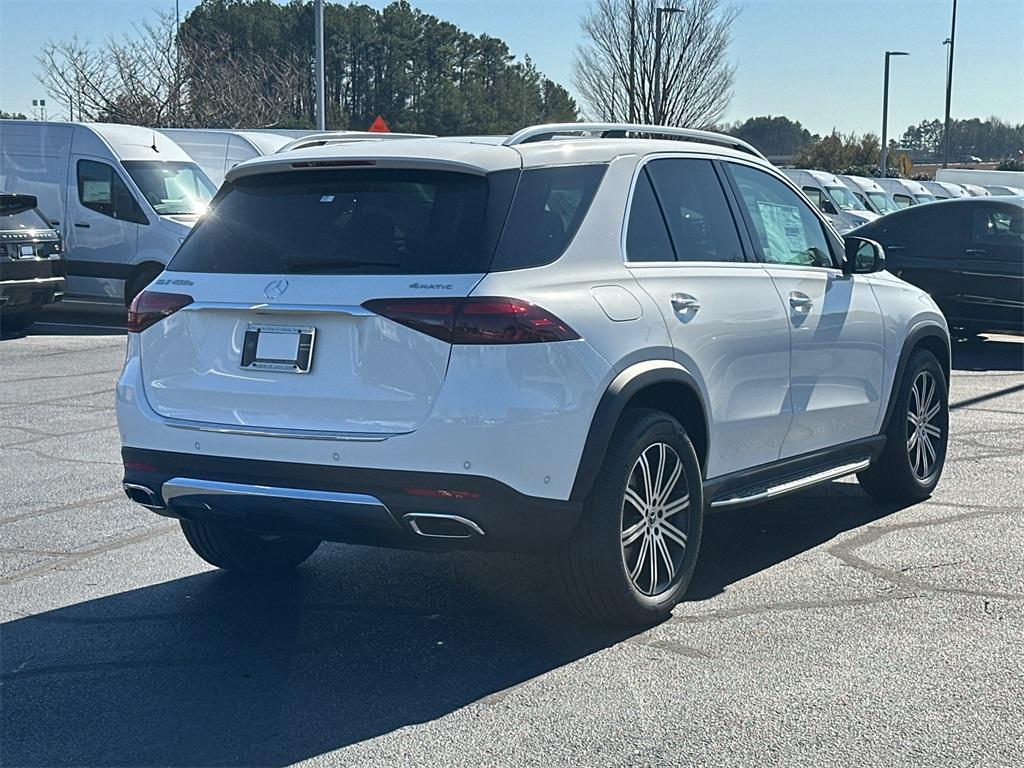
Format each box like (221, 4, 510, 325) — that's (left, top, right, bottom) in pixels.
(876, 178, 937, 208)
(782, 169, 879, 232)
(983, 185, 1024, 196)
(839, 175, 902, 216)
(921, 180, 970, 200)
(961, 183, 991, 197)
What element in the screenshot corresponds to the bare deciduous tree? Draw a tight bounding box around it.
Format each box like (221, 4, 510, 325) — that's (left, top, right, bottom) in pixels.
(574, 0, 739, 128)
(36, 10, 304, 128)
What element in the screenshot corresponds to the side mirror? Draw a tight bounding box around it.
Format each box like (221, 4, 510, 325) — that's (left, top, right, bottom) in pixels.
(843, 236, 886, 274)
(820, 198, 839, 215)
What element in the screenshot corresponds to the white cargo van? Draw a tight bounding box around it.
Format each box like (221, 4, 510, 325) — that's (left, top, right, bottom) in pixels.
(781, 169, 878, 232)
(920, 180, 970, 200)
(875, 178, 936, 208)
(0, 120, 216, 304)
(157, 129, 291, 187)
(838, 175, 902, 215)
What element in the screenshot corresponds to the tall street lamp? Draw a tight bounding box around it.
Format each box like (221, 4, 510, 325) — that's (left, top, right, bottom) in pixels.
(654, 5, 685, 125)
(880, 50, 909, 178)
(941, 0, 958, 168)
(314, 0, 325, 131)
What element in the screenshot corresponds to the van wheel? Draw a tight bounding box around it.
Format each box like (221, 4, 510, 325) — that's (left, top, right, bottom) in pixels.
(549, 408, 703, 625)
(858, 349, 948, 503)
(2, 308, 41, 333)
(179, 520, 321, 573)
(124, 264, 163, 307)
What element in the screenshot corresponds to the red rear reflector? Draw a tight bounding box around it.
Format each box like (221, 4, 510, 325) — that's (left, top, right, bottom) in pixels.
(124, 461, 156, 472)
(362, 297, 579, 344)
(127, 291, 194, 333)
(404, 488, 481, 500)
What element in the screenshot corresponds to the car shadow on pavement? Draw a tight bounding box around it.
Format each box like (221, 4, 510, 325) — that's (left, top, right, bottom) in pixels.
(951, 334, 1023, 372)
(0, 481, 905, 767)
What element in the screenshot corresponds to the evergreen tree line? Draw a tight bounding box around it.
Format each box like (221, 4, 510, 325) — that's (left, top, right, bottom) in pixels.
(179, 0, 578, 132)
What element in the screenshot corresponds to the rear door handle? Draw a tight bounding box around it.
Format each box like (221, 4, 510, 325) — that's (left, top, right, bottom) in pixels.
(789, 291, 813, 311)
(74, 222, 91, 228)
(965, 249, 986, 256)
(886, 245, 906, 252)
(670, 293, 701, 312)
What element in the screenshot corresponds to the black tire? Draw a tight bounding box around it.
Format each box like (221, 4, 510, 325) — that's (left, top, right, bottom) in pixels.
(858, 349, 949, 503)
(179, 520, 321, 573)
(549, 407, 704, 625)
(1, 307, 41, 333)
(124, 264, 164, 307)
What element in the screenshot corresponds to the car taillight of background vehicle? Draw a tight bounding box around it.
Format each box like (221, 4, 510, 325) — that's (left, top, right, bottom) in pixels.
(127, 291, 194, 333)
(362, 297, 580, 344)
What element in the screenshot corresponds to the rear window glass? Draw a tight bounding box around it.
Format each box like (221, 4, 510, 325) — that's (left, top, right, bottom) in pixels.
(170, 169, 503, 275)
(489, 164, 606, 271)
(0, 205, 49, 231)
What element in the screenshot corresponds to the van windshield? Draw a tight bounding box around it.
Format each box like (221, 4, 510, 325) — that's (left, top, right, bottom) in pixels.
(122, 161, 216, 216)
(867, 191, 900, 213)
(826, 185, 868, 212)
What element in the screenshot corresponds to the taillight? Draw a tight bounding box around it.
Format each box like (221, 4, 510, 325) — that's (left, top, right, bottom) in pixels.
(362, 297, 579, 344)
(127, 291, 193, 333)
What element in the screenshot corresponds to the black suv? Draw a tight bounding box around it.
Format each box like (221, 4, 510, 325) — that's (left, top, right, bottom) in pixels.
(852, 196, 1024, 336)
(0, 193, 64, 332)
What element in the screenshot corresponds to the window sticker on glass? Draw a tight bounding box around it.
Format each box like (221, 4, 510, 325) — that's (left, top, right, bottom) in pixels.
(757, 200, 807, 256)
(320, 195, 335, 203)
(82, 180, 112, 204)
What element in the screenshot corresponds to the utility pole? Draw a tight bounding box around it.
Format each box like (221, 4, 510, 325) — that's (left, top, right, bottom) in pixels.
(880, 50, 909, 177)
(628, 0, 636, 123)
(653, 6, 685, 125)
(941, 0, 957, 168)
(174, 0, 180, 125)
(315, 0, 325, 131)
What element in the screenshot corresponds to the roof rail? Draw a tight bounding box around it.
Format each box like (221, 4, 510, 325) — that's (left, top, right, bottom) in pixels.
(502, 122, 766, 160)
(278, 131, 435, 154)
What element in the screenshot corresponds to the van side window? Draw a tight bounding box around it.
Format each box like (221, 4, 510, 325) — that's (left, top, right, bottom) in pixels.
(625, 168, 675, 262)
(726, 163, 835, 269)
(801, 186, 824, 209)
(77, 160, 147, 224)
(893, 194, 913, 209)
(646, 159, 745, 262)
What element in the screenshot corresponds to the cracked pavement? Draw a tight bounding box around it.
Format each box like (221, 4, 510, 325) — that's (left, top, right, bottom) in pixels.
(1, 309, 1022, 767)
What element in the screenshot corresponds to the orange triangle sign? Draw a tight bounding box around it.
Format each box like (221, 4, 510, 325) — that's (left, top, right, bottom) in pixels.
(368, 115, 390, 133)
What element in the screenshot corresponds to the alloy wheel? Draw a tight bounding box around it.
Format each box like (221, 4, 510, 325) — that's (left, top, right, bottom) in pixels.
(907, 370, 943, 481)
(620, 442, 690, 597)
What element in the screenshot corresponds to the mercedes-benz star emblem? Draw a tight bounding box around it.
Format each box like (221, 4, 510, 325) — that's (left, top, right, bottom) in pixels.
(264, 279, 289, 300)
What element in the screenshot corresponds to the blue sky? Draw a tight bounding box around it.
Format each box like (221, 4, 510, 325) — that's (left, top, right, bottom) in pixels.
(1, 0, 1021, 136)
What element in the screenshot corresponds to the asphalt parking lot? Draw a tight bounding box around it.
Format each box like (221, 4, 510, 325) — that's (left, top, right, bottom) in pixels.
(1, 305, 1022, 768)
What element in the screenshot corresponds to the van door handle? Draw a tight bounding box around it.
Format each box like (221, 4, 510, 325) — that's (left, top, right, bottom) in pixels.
(74, 222, 91, 228)
(670, 293, 701, 313)
(789, 292, 813, 311)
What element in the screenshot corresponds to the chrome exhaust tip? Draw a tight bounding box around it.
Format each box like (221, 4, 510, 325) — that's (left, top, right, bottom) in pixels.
(123, 482, 165, 510)
(404, 512, 484, 539)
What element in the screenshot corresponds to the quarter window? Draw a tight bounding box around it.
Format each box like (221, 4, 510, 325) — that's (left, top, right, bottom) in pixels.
(625, 169, 674, 262)
(727, 164, 835, 268)
(76, 160, 147, 224)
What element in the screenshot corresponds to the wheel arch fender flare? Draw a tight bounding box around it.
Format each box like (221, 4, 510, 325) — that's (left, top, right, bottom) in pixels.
(880, 321, 950, 433)
(570, 360, 710, 503)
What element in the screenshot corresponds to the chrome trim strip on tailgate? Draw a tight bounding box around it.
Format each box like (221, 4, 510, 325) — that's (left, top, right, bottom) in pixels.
(183, 302, 376, 316)
(162, 477, 388, 509)
(709, 459, 871, 509)
(162, 417, 408, 442)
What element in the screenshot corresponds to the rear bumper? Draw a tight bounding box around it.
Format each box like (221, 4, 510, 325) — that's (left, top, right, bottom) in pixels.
(122, 447, 582, 553)
(0, 275, 65, 309)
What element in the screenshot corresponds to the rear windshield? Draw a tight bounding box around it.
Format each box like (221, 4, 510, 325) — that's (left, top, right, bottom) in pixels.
(0, 205, 50, 231)
(169, 165, 605, 275)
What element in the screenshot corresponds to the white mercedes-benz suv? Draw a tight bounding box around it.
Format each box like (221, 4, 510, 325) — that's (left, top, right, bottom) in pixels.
(118, 123, 950, 625)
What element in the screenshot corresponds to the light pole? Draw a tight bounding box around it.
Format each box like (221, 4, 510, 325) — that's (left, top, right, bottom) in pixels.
(654, 6, 685, 125)
(314, 0, 325, 131)
(941, 0, 958, 168)
(880, 50, 909, 177)
(628, 0, 636, 122)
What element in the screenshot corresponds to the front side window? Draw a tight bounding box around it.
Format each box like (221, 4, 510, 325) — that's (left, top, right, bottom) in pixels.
(893, 194, 914, 209)
(122, 161, 216, 216)
(868, 191, 900, 214)
(727, 164, 835, 268)
(970, 204, 1023, 248)
(76, 160, 148, 224)
(802, 186, 825, 209)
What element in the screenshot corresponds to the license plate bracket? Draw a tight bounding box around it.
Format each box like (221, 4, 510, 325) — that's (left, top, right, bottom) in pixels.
(241, 324, 316, 373)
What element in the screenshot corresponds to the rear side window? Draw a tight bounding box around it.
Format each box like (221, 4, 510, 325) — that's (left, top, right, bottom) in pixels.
(646, 159, 745, 262)
(490, 164, 606, 271)
(171, 169, 505, 275)
(971, 204, 1023, 248)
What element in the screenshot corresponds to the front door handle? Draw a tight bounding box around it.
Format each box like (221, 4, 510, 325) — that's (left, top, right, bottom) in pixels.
(74, 222, 91, 228)
(670, 293, 701, 313)
(789, 291, 813, 311)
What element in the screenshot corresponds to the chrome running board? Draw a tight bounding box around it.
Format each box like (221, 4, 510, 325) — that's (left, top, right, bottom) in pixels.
(709, 458, 871, 509)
